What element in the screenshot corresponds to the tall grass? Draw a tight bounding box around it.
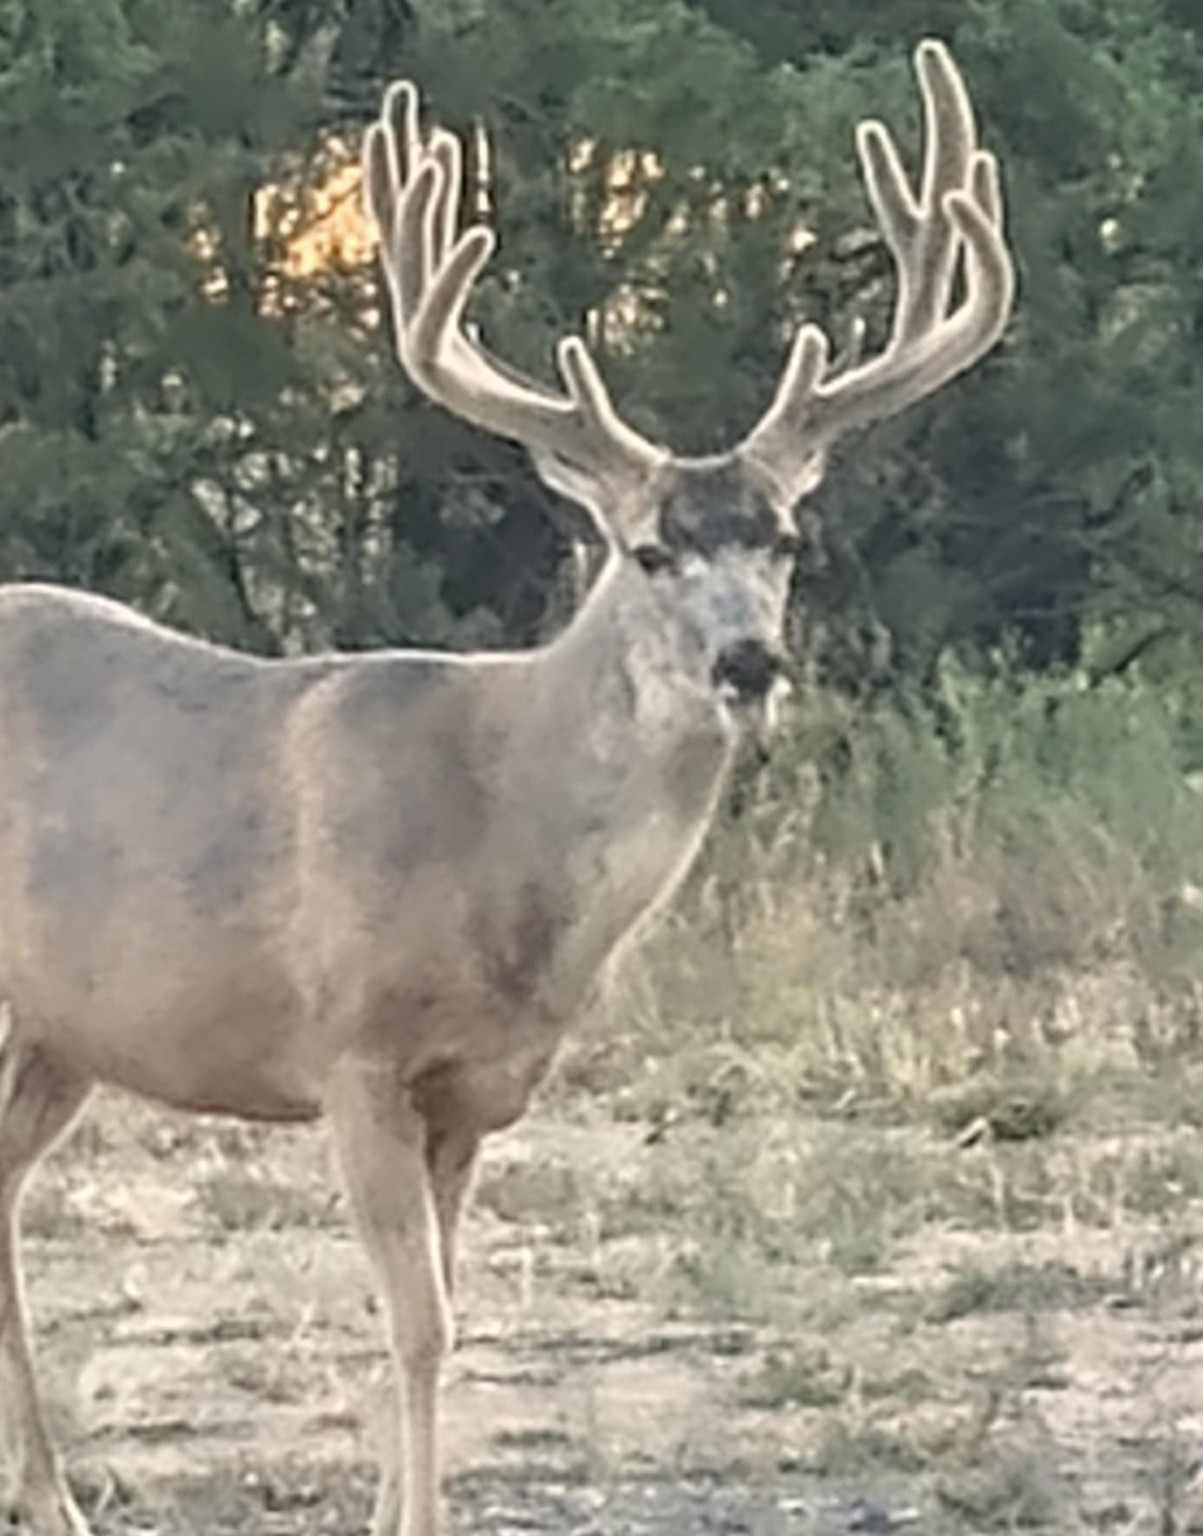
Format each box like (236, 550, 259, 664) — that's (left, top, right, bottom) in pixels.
(553, 656, 1203, 1292)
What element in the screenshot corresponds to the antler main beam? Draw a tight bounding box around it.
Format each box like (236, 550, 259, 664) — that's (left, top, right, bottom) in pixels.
(363, 41, 1012, 517)
(362, 82, 665, 495)
(739, 40, 1014, 503)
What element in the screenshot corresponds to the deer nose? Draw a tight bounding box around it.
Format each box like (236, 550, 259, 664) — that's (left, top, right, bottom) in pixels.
(713, 639, 783, 702)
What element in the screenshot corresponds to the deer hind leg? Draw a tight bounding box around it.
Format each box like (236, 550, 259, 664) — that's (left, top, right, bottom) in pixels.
(0, 1028, 92, 1536)
(427, 1125, 480, 1299)
(327, 1064, 454, 1536)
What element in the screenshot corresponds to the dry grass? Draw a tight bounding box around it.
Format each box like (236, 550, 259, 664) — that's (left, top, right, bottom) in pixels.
(491, 673, 1203, 1527)
(550, 673, 1203, 1309)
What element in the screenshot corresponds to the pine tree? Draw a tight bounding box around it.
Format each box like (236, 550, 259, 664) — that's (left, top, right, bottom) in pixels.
(0, 0, 477, 652)
(7, 0, 1203, 689)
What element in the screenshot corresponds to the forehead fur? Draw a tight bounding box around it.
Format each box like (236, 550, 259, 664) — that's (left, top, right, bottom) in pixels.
(658, 456, 784, 556)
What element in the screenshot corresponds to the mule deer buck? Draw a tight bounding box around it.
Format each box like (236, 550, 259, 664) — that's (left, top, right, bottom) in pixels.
(0, 39, 1012, 1536)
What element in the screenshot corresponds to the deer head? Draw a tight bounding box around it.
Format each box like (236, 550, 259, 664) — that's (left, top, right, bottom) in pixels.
(362, 41, 1014, 722)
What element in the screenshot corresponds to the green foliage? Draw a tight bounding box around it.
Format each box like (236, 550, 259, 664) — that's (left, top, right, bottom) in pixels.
(695, 0, 1203, 684)
(0, 0, 507, 651)
(550, 660, 1203, 1306)
(0, 0, 294, 641)
(576, 657, 1203, 1152)
(3, 0, 1202, 683)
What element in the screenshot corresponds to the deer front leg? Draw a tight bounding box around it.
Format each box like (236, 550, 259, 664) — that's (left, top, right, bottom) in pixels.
(0, 1037, 91, 1536)
(327, 1063, 452, 1536)
(362, 1124, 479, 1536)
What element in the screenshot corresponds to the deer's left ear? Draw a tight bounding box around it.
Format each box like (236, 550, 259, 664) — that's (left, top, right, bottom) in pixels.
(741, 444, 829, 516)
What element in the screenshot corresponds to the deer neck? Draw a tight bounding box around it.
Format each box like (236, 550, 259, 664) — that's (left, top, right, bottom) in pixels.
(547, 550, 734, 778)
(511, 554, 737, 999)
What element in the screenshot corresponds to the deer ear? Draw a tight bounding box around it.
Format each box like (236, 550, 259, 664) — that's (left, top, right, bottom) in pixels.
(741, 443, 829, 513)
(531, 448, 666, 550)
(530, 450, 616, 544)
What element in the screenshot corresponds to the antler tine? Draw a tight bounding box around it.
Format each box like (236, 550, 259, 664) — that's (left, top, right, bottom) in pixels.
(862, 38, 977, 345)
(364, 80, 664, 503)
(740, 40, 1014, 507)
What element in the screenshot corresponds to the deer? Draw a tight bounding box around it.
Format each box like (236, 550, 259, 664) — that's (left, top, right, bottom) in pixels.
(0, 38, 1012, 1536)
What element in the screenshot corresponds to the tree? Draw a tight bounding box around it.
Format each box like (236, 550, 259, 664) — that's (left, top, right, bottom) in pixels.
(0, 0, 492, 653)
(6, 0, 1203, 700)
(686, 0, 1203, 688)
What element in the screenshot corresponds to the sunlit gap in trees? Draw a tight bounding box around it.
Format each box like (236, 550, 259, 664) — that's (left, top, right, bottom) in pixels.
(191, 124, 812, 348)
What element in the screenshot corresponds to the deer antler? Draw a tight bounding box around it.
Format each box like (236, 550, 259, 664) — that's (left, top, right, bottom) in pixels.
(364, 45, 1012, 521)
(738, 40, 1015, 506)
(362, 82, 666, 511)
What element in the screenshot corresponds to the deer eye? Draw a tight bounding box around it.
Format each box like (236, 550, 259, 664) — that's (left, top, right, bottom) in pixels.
(632, 542, 677, 577)
(772, 531, 803, 561)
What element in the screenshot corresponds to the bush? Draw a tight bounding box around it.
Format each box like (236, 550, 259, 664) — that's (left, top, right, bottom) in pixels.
(569, 656, 1203, 1120)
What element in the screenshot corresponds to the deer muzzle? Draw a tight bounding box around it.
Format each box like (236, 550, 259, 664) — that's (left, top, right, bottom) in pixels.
(712, 638, 784, 703)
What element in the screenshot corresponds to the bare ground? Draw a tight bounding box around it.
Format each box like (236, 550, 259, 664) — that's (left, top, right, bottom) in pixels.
(16, 1091, 1203, 1536)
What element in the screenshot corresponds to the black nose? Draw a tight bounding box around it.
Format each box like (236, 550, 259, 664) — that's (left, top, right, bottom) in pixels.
(713, 639, 781, 701)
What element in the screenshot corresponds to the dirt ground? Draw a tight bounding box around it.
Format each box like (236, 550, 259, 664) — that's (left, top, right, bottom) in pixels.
(15, 1091, 1203, 1536)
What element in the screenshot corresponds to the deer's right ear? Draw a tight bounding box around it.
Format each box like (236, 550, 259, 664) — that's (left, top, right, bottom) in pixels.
(531, 448, 666, 551)
(530, 450, 613, 539)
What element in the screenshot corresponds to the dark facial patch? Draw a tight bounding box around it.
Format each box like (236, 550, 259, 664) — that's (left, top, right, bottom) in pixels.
(657, 457, 782, 558)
